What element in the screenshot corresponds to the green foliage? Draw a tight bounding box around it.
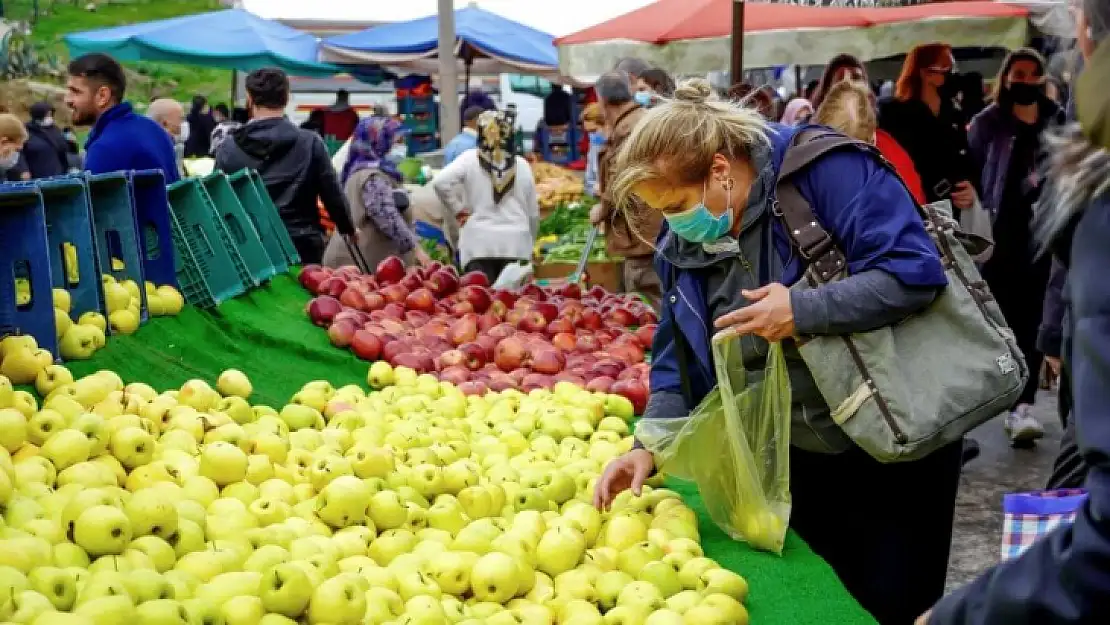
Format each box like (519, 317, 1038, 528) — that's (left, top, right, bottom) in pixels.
(7, 0, 232, 103)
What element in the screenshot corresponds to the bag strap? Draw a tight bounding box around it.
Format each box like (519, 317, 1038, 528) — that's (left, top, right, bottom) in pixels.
(775, 129, 889, 284)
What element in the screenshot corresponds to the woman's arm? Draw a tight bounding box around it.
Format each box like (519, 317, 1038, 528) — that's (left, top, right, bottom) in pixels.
(362, 176, 417, 254)
(518, 159, 540, 240)
(432, 153, 470, 217)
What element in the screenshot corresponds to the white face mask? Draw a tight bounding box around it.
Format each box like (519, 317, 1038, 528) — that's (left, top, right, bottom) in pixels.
(389, 144, 408, 161)
(178, 121, 190, 144)
(0, 150, 20, 169)
(42, 117, 55, 127)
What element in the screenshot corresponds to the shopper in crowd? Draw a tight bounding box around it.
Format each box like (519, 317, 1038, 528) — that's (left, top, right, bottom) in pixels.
(590, 70, 663, 307)
(61, 126, 81, 172)
(0, 113, 28, 181)
(21, 101, 68, 179)
(594, 78, 958, 625)
(728, 82, 776, 119)
(322, 116, 429, 270)
(209, 116, 242, 157)
(321, 89, 359, 141)
(215, 67, 354, 264)
(65, 53, 179, 183)
(432, 110, 538, 283)
(814, 80, 927, 204)
(803, 79, 820, 102)
(780, 97, 814, 126)
(231, 107, 249, 124)
(922, 1, 1110, 621)
(300, 109, 325, 136)
(636, 67, 676, 105)
(147, 98, 187, 178)
(810, 53, 868, 110)
(581, 102, 605, 197)
(614, 57, 651, 86)
(459, 90, 496, 122)
(184, 95, 215, 158)
(211, 103, 230, 124)
(443, 105, 484, 166)
(968, 48, 1062, 447)
(879, 43, 979, 210)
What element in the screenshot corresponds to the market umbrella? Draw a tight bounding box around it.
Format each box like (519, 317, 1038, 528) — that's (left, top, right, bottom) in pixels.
(319, 4, 561, 81)
(63, 8, 385, 80)
(555, 0, 1029, 78)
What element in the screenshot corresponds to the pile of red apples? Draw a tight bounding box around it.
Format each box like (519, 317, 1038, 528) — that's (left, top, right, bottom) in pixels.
(299, 258, 655, 412)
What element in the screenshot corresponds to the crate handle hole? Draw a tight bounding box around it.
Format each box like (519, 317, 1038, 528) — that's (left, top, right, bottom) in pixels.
(105, 230, 125, 272)
(224, 214, 247, 245)
(12, 260, 33, 309)
(143, 222, 162, 261)
(60, 242, 80, 287)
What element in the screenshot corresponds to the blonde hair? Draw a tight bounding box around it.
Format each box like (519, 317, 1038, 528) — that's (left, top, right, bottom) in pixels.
(0, 114, 28, 142)
(609, 78, 769, 215)
(812, 80, 876, 143)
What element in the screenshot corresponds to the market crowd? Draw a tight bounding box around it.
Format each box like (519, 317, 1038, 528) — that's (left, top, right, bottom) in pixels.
(2, 5, 1107, 619)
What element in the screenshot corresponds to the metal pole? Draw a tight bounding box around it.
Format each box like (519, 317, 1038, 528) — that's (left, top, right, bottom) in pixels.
(730, 0, 745, 85)
(438, 0, 460, 143)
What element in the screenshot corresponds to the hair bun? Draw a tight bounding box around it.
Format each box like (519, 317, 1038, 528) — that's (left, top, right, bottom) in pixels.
(673, 78, 714, 104)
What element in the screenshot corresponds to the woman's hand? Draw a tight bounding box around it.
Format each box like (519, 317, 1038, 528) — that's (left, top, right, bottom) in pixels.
(950, 181, 976, 210)
(915, 609, 931, 625)
(594, 449, 655, 511)
(414, 247, 433, 266)
(713, 283, 795, 341)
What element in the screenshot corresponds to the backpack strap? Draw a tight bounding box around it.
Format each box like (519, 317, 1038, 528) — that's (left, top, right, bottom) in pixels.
(774, 128, 887, 284)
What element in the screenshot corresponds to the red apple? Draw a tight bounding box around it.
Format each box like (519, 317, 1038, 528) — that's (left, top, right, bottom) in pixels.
(381, 339, 410, 363)
(585, 376, 615, 393)
(618, 366, 642, 381)
(554, 373, 586, 387)
(405, 310, 430, 327)
(400, 273, 423, 291)
(551, 332, 577, 353)
(448, 317, 478, 346)
(633, 324, 657, 349)
(404, 288, 436, 313)
(327, 319, 358, 347)
(457, 379, 489, 396)
(380, 284, 409, 304)
(381, 303, 406, 320)
(439, 365, 471, 386)
(393, 352, 434, 373)
(375, 256, 405, 284)
(458, 271, 490, 288)
(487, 376, 516, 392)
(451, 301, 475, 316)
(533, 302, 559, 323)
(437, 349, 467, 370)
(307, 296, 343, 327)
(517, 311, 547, 333)
(529, 348, 565, 375)
(606, 308, 637, 327)
(459, 286, 492, 313)
(578, 308, 603, 330)
(350, 330, 383, 361)
(521, 373, 552, 391)
(426, 270, 459, 297)
(362, 291, 386, 311)
(575, 334, 601, 353)
(458, 342, 488, 371)
(609, 343, 645, 364)
(521, 284, 547, 301)
(317, 276, 348, 298)
(559, 282, 582, 299)
(638, 310, 659, 325)
(611, 378, 649, 414)
(494, 337, 530, 372)
(588, 360, 625, 379)
(545, 318, 575, 338)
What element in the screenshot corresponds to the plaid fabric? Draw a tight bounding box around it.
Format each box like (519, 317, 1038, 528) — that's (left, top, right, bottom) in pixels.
(1001, 488, 1088, 560)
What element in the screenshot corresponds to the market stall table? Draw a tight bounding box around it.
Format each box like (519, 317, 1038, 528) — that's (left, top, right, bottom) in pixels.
(67, 272, 877, 625)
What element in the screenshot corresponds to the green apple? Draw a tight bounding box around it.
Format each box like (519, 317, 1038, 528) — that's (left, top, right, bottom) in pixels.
(306, 573, 365, 625)
(596, 570, 634, 611)
(221, 595, 264, 625)
(9, 590, 53, 623)
(316, 475, 370, 529)
(367, 361, 394, 389)
(677, 557, 717, 590)
(216, 369, 253, 399)
(124, 569, 174, 603)
(74, 571, 130, 606)
(665, 590, 702, 614)
(28, 566, 77, 610)
(25, 408, 64, 446)
(616, 581, 665, 614)
(35, 364, 74, 397)
(366, 490, 407, 531)
(441, 459, 480, 494)
(73, 506, 132, 557)
(125, 488, 179, 540)
(109, 427, 155, 470)
(535, 526, 587, 578)
(699, 593, 749, 624)
(259, 562, 311, 618)
(0, 408, 28, 453)
(135, 598, 190, 625)
(697, 569, 749, 602)
(602, 606, 650, 625)
(278, 404, 321, 431)
(638, 561, 683, 599)
(470, 552, 519, 604)
(75, 595, 136, 624)
(426, 500, 467, 536)
(198, 442, 248, 486)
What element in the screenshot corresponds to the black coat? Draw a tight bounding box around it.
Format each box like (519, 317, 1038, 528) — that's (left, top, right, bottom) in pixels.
(878, 96, 980, 205)
(22, 122, 68, 179)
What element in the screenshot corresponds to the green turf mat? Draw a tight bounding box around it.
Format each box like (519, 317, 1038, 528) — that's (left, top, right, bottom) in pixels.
(68, 271, 875, 625)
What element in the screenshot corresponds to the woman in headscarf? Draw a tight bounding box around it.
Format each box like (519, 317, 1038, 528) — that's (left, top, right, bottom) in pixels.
(780, 98, 814, 126)
(184, 95, 215, 158)
(432, 109, 539, 283)
(322, 116, 430, 269)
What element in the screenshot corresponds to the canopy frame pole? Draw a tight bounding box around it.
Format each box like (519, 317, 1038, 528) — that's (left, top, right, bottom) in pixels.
(730, 0, 745, 84)
(438, 0, 460, 143)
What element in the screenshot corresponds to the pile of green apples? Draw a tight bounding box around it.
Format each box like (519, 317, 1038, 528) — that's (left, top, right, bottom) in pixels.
(0, 361, 751, 625)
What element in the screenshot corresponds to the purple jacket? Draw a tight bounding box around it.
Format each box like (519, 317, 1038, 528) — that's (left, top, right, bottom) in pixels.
(968, 100, 1063, 215)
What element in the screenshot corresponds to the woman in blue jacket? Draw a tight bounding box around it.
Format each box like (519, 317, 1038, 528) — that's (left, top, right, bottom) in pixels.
(593, 78, 958, 625)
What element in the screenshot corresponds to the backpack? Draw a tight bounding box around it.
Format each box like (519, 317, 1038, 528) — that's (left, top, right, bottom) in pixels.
(776, 129, 1027, 462)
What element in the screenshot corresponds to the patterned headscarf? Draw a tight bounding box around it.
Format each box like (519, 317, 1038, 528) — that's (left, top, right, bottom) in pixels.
(477, 109, 518, 203)
(342, 116, 407, 184)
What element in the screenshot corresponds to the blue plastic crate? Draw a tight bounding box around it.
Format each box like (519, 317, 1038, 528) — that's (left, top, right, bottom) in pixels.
(38, 175, 103, 321)
(86, 172, 149, 324)
(227, 170, 289, 276)
(398, 96, 435, 115)
(0, 183, 58, 357)
(403, 112, 438, 136)
(201, 172, 276, 286)
(130, 170, 178, 288)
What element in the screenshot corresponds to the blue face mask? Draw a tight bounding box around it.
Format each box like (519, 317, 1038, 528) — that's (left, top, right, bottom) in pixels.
(664, 182, 733, 243)
(634, 91, 653, 108)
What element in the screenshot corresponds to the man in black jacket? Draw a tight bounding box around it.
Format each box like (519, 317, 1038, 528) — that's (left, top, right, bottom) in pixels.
(23, 102, 69, 179)
(214, 67, 354, 264)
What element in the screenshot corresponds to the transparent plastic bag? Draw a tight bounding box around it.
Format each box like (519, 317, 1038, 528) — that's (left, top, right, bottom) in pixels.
(635, 334, 792, 553)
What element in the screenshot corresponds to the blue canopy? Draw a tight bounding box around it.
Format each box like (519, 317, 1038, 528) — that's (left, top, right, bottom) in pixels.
(64, 8, 385, 81)
(320, 5, 558, 75)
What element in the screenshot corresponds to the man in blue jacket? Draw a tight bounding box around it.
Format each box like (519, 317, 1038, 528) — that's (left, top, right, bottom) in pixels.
(64, 53, 180, 183)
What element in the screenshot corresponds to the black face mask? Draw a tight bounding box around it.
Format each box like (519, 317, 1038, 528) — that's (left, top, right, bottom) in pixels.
(1006, 82, 1043, 106)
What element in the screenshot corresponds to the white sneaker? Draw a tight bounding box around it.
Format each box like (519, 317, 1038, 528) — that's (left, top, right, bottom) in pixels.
(1004, 404, 1044, 447)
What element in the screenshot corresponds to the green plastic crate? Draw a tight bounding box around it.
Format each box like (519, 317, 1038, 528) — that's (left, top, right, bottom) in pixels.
(227, 170, 289, 276)
(248, 171, 301, 266)
(166, 179, 250, 308)
(202, 172, 276, 286)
